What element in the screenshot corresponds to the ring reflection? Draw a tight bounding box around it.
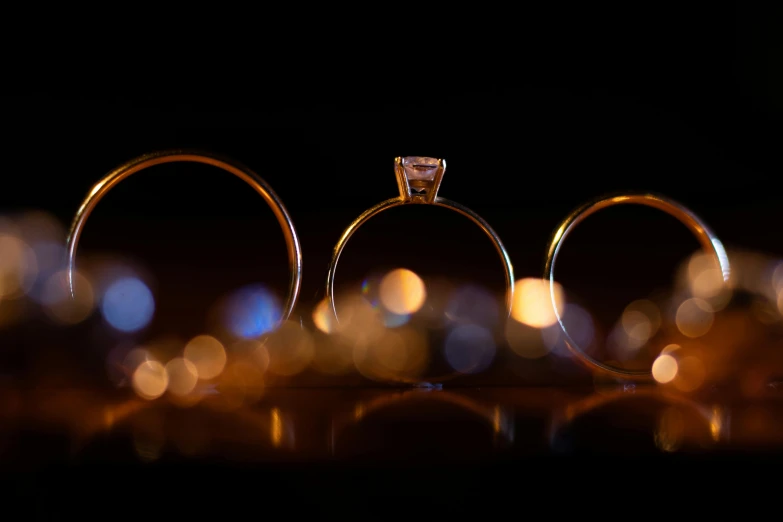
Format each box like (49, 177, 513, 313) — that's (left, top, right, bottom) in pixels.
(330, 389, 514, 458)
(548, 387, 726, 454)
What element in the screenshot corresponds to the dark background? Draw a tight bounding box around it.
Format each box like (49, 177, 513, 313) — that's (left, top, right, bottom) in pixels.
(2, 4, 782, 516)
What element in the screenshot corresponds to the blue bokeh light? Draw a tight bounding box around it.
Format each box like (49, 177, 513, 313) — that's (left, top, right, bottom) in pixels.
(541, 303, 595, 356)
(444, 324, 496, 374)
(444, 284, 500, 328)
(382, 310, 410, 328)
(101, 277, 155, 333)
(223, 284, 281, 338)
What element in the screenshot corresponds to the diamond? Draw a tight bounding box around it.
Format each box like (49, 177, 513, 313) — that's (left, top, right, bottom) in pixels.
(402, 156, 439, 181)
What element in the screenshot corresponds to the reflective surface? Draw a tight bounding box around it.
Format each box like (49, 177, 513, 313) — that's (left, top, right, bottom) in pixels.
(3, 382, 783, 517)
(6, 384, 783, 462)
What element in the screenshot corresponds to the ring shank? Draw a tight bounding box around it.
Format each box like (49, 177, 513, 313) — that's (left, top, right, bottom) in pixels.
(326, 196, 515, 322)
(66, 149, 302, 326)
(544, 193, 730, 380)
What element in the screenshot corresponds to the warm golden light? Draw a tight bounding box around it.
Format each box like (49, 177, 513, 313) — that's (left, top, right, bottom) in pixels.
(691, 267, 725, 298)
(41, 269, 95, 324)
(683, 251, 732, 312)
(506, 319, 553, 359)
(264, 320, 315, 376)
(511, 278, 564, 328)
(132, 360, 169, 400)
(379, 268, 427, 315)
(333, 294, 386, 343)
(710, 406, 722, 441)
(673, 355, 706, 392)
(310, 335, 355, 375)
(184, 335, 227, 380)
(621, 310, 652, 341)
(661, 343, 681, 355)
(271, 408, 283, 447)
(687, 252, 725, 294)
(675, 298, 714, 338)
(165, 357, 199, 396)
(229, 339, 271, 374)
(652, 354, 678, 383)
(353, 327, 429, 383)
(621, 299, 660, 342)
(374, 330, 410, 373)
(210, 358, 266, 411)
(0, 233, 37, 299)
(654, 406, 684, 452)
(313, 298, 338, 334)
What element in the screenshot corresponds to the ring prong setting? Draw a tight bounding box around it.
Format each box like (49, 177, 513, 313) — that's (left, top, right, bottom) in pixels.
(394, 156, 446, 203)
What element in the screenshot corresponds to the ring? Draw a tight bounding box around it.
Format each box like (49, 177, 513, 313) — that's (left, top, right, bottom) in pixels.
(544, 192, 730, 380)
(326, 156, 515, 323)
(66, 149, 303, 327)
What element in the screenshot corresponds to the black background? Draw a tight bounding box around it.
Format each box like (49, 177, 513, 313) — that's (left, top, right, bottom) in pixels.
(2, 3, 782, 517)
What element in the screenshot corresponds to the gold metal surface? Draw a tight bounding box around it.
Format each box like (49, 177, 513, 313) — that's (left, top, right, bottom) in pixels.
(544, 192, 731, 380)
(326, 157, 515, 322)
(66, 149, 303, 324)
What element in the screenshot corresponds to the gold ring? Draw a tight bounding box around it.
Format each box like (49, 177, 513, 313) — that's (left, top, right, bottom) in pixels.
(326, 156, 514, 323)
(544, 192, 730, 380)
(66, 149, 303, 327)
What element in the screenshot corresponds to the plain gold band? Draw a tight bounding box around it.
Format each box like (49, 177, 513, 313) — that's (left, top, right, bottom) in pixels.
(544, 192, 730, 380)
(326, 196, 515, 323)
(66, 149, 303, 326)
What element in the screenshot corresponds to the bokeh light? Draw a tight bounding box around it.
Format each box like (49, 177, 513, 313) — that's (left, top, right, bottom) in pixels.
(101, 276, 155, 332)
(310, 335, 355, 376)
(313, 298, 337, 334)
(40, 269, 95, 325)
(209, 358, 267, 411)
(621, 299, 661, 342)
(264, 320, 315, 376)
(353, 327, 429, 382)
(687, 251, 731, 310)
(672, 355, 706, 392)
(333, 294, 387, 344)
(123, 348, 154, 377)
(165, 357, 199, 396)
(0, 233, 38, 300)
(223, 284, 281, 338)
(511, 278, 564, 328)
(652, 354, 678, 384)
(14, 211, 64, 246)
(675, 298, 714, 338)
(132, 360, 169, 400)
(444, 324, 496, 374)
(358, 274, 413, 327)
(609, 299, 663, 357)
(229, 339, 271, 374)
(382, 310, 410, 328)
(184, 335, 227, 380)
(373, 329, 417, 374)
(505, 319, 552, 360)
(540, 303, 595, 357)
(661, 343, 681, 355)
(444, 284, 499, 328)
(379, 268, 427, 315)
(27, 242, 66, 305)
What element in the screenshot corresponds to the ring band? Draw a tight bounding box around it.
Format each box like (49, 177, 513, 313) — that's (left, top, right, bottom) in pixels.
(66, 149, 303, 326)
(544, 192, 730, 379)
(326, 156, 515, 323)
